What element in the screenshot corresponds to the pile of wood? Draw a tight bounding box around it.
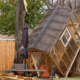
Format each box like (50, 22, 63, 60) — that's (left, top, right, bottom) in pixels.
(0, 73, 41, 80)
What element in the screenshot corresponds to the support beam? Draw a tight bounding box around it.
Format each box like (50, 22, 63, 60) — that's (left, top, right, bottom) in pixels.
(70, 19, 80, 39)
(74, 12, 80, 24)
(31, 54, 40, 76)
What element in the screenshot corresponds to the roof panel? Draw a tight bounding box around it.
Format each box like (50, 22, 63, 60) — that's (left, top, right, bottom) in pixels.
(49, 22, 65, 30)
(45, 28, 62, 38)
(34, 22, 47, 29)
(29, 7, 73, 52)
(40, 35, 56, 44)
(53, 14, 69, 23)
(28, 10, 53, 48)
(36, 42, 52, 52)
(58, 8, 72, 16)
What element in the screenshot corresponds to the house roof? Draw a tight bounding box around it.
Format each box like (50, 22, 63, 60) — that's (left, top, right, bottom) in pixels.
(0, 34, 15, 41)
(0, 34, 14, 38)
(28, 6, 73, 52)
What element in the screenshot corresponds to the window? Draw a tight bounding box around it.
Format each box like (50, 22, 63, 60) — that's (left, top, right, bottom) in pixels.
(60, 28, 71, 47)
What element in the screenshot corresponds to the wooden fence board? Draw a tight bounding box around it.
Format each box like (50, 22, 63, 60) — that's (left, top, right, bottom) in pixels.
(0, 41, 15, 71)
(0, 41, 2, 71)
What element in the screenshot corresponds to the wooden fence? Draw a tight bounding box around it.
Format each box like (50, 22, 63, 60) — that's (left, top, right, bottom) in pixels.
(0, 39, 15, 71)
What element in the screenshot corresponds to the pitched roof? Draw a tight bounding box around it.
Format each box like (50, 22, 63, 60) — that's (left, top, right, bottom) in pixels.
(28, 6, 73, 52)
(0, 34, 14, 38)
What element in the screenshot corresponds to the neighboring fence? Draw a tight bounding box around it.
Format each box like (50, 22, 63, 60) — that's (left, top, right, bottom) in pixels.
(0, 38, 15, 71)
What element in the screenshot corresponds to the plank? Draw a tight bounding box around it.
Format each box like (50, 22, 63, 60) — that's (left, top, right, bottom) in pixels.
(2, 41, 5, 71)
(74, 12, 80, 23)
(4, 69, 46, 72)
(57, 13, 70, 17)
(43, 53, 47, 65)
(9, 41, 12, 69)
(5, 41, 7, 70)
(0, 41, 2, 71)
(31, 54, 40, 76)
(7, 41, 9, 69)
(12, 41, 15, 69)
(5, 41, 8, 69)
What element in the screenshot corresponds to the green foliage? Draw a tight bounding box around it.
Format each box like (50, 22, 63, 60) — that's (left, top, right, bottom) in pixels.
(0, 0, 16, 36)
(25, 0, 48, 29)
(0, 0, 48, 35)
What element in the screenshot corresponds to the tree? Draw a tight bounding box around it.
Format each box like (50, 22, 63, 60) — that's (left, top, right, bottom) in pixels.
(14, 0, 24, 63)
(0, 0, 49, 63)
(0, 0, 16, 36)
(14, 0, 49, 63)
(0, 0, 48, 35)
(25, 0, 47, 29)
(0, 0, 80, 63)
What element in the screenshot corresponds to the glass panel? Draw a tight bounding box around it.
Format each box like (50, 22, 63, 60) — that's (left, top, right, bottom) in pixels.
(62, 35, 67, 44)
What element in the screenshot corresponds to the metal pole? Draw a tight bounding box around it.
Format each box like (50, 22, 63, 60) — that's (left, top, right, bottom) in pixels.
(24, 59, 26, 69)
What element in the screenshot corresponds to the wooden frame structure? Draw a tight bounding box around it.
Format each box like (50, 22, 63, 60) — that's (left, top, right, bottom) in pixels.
(27, 6, 80, 77)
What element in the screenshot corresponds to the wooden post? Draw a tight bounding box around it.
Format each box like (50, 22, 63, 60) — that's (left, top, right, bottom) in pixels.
(74, 12, 80, 24)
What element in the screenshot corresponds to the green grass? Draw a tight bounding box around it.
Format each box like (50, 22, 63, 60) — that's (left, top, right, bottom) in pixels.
(53, 77, 80, 80)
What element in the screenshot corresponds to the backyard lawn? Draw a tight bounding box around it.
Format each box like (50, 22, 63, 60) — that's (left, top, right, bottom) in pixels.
(54, 77, 80, 80)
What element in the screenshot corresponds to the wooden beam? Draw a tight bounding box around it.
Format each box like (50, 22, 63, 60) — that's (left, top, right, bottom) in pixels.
(70, 19, 80, 39)
(26, 59, 32, 69)
(74, 12, 80, 24)
(75, 23, 79, 29)
(65, 47, 80, 77)
(31, 54, 40, 76)
(43, 53, 47, 65)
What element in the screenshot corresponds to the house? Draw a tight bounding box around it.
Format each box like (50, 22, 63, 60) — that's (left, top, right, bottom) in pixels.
(27, 6, 80, 77)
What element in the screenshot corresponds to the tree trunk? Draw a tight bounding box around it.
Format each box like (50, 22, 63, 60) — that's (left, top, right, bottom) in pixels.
(74, 0, 76, 9)
(61, 0, 64, 7)
(14, 0, 26, 63)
